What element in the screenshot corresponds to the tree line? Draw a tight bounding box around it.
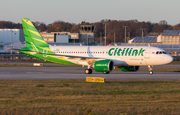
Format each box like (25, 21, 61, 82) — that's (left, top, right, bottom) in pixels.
(1, 19, 180, 44)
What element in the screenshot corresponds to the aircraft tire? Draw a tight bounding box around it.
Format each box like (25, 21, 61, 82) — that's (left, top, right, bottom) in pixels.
(85, 69, 92, 74)
(149, 71, 153, 75)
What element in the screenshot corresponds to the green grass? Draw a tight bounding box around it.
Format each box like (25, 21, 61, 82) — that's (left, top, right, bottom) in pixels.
(0, 80, 180, 114)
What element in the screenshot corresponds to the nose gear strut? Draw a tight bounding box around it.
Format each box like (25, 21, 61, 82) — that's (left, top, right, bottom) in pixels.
(148, 65, 153, 75)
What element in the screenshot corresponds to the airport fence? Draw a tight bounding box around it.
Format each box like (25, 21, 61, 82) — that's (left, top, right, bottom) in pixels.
(172, 56, 180, 61)
(0, 54, 42, 61)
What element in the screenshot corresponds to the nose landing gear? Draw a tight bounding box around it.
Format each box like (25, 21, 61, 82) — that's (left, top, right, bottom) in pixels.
(148, 65, 153, 75)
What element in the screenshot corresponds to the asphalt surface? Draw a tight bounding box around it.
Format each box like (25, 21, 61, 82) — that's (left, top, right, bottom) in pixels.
(0, 63, 180, 80)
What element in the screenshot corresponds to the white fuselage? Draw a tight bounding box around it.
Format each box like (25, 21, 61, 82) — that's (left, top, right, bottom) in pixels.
(49, 46, 173, 66)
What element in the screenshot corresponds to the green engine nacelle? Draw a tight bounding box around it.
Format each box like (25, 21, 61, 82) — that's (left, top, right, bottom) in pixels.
(94, 60, 114, 72)
(121, 66, 140, 72)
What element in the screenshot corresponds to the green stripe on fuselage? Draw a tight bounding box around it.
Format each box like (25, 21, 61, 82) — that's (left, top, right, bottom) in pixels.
(19, 50, 76, 65)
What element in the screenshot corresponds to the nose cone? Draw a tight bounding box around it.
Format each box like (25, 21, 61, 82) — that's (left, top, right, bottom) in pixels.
(166, 55, 173, 64)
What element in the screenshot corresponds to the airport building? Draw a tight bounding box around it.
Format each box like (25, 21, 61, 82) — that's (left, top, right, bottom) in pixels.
(161, 30, 180, 44)
(129, 30, 180, 45)
(0, 24, 96, 53)
(0, 29, 25, 45)
(40, 32, 80, 44)
(0, 29, 25, 53)
(40, 24, 95, 45)
(80, 25, 95, 45)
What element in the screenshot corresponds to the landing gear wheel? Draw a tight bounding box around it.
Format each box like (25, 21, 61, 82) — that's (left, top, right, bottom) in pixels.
(85, 69, 92, 74)
(148, 65, 153, 75)
(149, 71, 153, 75)
(103, 72, 110, 74)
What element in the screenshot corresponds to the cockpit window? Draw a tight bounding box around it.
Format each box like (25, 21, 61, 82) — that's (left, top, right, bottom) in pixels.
(162, 52, 167, 54)
(156, 51, 167, 54)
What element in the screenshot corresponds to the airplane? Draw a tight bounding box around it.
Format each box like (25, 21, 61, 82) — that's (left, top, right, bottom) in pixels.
(18, 18, 173, 75)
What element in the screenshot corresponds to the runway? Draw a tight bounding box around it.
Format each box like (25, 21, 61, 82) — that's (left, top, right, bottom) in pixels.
(0, 64, 180, 80)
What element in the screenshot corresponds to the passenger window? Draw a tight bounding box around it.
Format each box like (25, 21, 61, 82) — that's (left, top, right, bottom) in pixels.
(159, 52, 162, 54)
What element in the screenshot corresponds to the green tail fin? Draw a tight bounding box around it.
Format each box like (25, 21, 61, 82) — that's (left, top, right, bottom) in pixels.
(21, 18, 51, 53)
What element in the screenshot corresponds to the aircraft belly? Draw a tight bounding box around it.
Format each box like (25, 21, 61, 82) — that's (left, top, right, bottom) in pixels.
(77, 60, 88, 65)
(125, 57, 147, 66)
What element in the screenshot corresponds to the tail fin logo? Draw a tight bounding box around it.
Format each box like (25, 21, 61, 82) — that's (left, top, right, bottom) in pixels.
(43, 48, 49, 58)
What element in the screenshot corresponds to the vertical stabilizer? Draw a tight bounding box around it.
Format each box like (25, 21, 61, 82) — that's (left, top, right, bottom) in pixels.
(21, 18, 51, 53)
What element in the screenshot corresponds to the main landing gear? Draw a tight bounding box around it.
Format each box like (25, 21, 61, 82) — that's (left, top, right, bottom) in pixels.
(84, 69, 92, 74)
(148, 65, 153, 75)
(84, 65, 93, 74)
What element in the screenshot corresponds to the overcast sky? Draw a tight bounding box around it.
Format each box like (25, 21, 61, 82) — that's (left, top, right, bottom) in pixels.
(1, 0, 180, 25)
